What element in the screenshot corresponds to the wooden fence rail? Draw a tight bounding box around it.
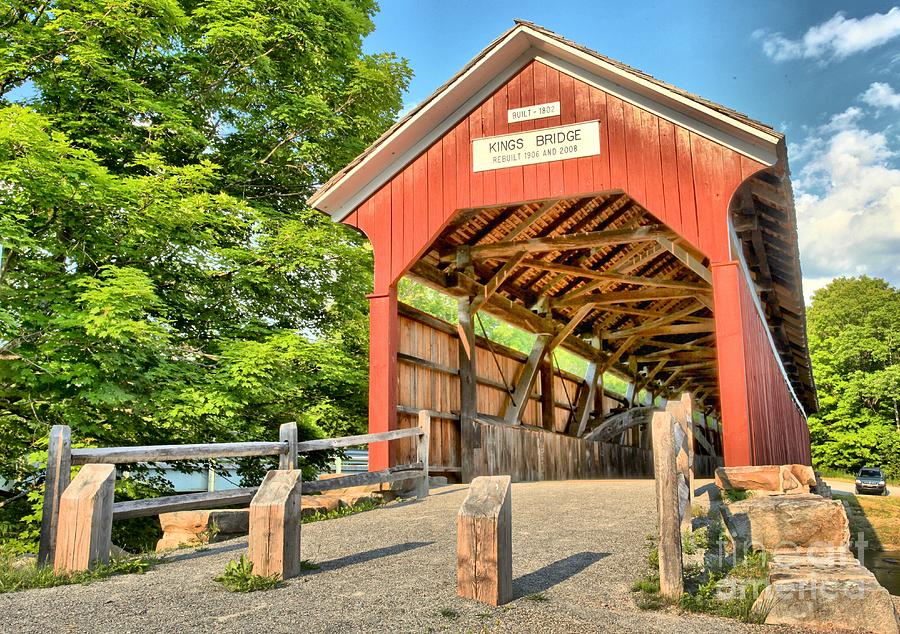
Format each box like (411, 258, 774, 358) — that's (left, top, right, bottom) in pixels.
(38, 419, 431, 569)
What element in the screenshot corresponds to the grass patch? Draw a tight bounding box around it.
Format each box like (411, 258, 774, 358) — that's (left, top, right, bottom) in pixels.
(646, 543, 659, 569)
(0, 548, 156, 594)
(721, 489, 752, 503)
(729, 550, 769, 580)
(300, 559, 320, 571)
(526, 592, 548, 601)
(632, 525, 770, 624)
(835, 491, 900, 550)
(631, 576, 660, 594)
(439, 607, 459, 619)
(301, 498, 380, 524)
(682, 526, 708, 556)
(214, 555, 281, 592)
(679, 574, 767, 624)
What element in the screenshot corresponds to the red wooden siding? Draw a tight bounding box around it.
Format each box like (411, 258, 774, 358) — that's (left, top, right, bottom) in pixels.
(713, 262, 810, 466)
(345, 60, 764, 293)
(343, 58, 806, 471)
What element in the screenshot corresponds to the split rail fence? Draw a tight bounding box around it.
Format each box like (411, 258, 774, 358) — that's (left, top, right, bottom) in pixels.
(38, 413, 431, 570)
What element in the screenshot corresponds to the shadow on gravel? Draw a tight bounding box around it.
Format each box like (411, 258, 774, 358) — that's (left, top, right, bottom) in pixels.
(311, 541, 433, 574)
(513, 551, 610, 598)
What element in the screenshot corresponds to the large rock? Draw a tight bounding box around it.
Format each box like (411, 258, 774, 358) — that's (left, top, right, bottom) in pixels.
(754, 549, 899, 634)
(721, 494, 850, 553)
(159, 509, 248, 535)
(715, 464, 816, 495)
(317, 472, 407, 500)
(156, 509, 249, 552)
(299, 494, 341, 518)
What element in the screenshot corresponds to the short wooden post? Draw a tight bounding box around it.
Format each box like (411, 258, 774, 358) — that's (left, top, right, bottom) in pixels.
(457, 475, 512, 606)
(279, 422, 298, 471)
(54, 464, 115, 574)
(416, 410, 431, 498)
(248, 469, 302, 579)
(38, 424, 71, 567)
(651, 411, 683, 600)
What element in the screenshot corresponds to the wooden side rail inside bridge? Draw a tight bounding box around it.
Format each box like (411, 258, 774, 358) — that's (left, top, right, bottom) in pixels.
(38, 412, 431, 572)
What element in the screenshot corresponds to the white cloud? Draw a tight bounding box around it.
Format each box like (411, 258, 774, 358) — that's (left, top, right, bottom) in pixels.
(756, 8, 900, 62)
(801, 276, 836, 304)
(793, 111, 900, 291)
(861, 81, 900, 110)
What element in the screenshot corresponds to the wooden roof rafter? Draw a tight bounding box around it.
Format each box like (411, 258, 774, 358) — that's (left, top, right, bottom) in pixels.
(731, 161, 817, 413)
(414, 191, 725, 412)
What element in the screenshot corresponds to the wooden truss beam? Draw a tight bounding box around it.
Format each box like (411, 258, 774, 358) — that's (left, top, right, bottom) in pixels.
(407, 263, 629, 378)
(654, 235, 712, 284)
(602, 303, 707, 339)
(584, 407, 657, 443)
(442, 225, 672, 263)
(502, 334, 553, 425)
(519, 260, 708, 291)
(604, 321, 715, 340)
(553, 287, 704, 308)
(470, 252, 528, 314)
(498, 199, 562, 242)
(457, 297, 478, 482)
(572, 360, 601, 437)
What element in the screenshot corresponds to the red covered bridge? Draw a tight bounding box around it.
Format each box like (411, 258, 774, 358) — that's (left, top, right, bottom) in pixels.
(308, 22, 815, 482)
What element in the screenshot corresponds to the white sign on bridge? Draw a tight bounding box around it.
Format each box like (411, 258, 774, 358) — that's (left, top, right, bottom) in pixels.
(471, 121, 601, 173)
(507, 101, 560, 123)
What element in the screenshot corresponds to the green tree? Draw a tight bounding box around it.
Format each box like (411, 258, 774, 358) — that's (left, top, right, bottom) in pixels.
(806, 276, 900, 478)
(0, 0, 410, 549)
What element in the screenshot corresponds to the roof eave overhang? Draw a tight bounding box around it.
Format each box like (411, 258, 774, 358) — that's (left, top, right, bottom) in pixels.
(309, 24, 783, 223)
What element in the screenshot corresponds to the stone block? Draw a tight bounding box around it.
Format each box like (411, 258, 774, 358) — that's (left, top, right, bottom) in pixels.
(299, 494, 341, 518)
(754, 549, 899, 634)
(721, 494, 850, 553)
(715, 464, 816, 495)
(338, 493, 377, 509)
(156, 509, 248, 552)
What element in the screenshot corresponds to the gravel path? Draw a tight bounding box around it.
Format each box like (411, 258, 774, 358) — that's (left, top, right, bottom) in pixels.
(2, 480, 815, 634)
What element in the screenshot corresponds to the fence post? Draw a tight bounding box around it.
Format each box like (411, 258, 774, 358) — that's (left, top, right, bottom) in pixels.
(279, 422, 298, 471)
(416, 411, 431, 498)
(54, 464, 116, 574)
(38, 424, 71, 567)
(457, 475, 512, 606)
(248, 469, 303, 579)
(652, 411, 683, 600)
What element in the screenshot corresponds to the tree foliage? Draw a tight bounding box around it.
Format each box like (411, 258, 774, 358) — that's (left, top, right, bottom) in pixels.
(806, 276, 900, 478)
(0, 0, 410, 547)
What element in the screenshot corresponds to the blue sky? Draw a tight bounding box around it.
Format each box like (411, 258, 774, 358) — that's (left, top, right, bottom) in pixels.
(364, 2, 900, 300)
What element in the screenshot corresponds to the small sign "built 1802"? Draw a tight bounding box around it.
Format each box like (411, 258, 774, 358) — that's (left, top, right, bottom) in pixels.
(471, 121, 601, 173)
(507, 101, 560, 123)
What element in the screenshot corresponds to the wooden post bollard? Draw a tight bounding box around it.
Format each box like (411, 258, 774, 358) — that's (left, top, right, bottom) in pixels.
(279, 422, 298, 471)
(54, 464, 115, 574)
(416, 410, 431, 499)
(38, 424, 71, 567)
(680, 392, 695, 517)
(248, 469, 302, 579)
(457, 475, 512, 606)
(667, 397, 693, 533)
(651, 411, 683, 600)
